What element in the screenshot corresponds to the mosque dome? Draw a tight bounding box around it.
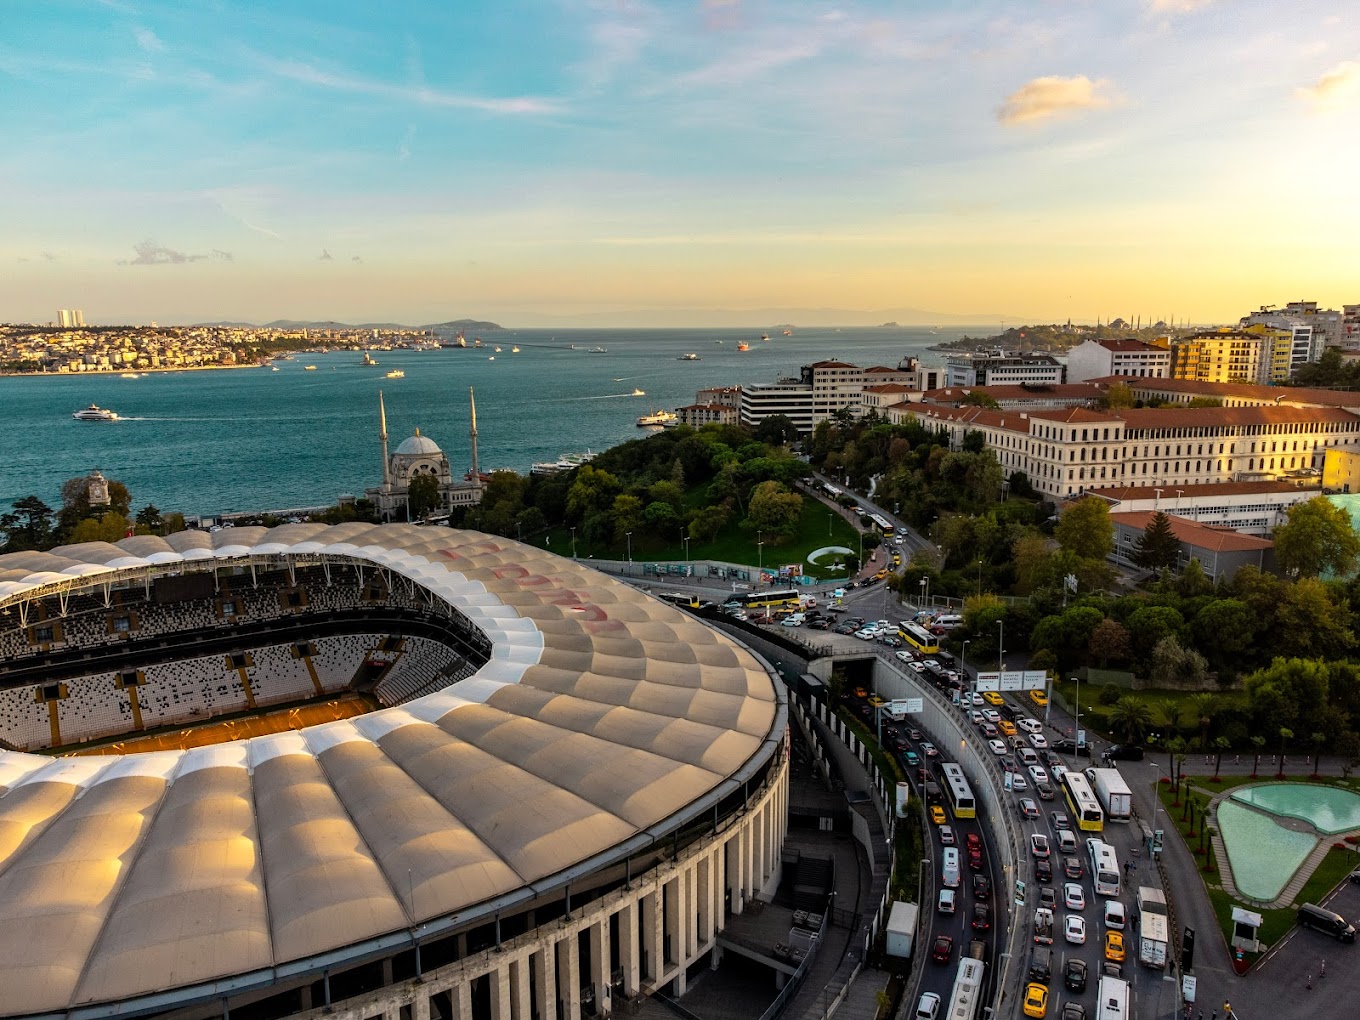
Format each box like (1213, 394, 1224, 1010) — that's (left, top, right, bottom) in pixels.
(395, 428, 442, 456)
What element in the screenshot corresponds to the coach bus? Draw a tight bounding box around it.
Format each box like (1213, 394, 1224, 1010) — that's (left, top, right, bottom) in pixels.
(1086, 837, 1122, 898)
(939, 762, 977, 819)
(821, 482, 841, 500)
(899, 621, 940, 655)
(867, 512, 896, 538)
(1061, 772, 1105, 833)
(945, 957, 985, 1020)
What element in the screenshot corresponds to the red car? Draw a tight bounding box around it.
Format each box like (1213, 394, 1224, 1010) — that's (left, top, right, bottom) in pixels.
(932, 934, 954, 963)
(967, 846, 984, 871)
(966, 833, 983, 851)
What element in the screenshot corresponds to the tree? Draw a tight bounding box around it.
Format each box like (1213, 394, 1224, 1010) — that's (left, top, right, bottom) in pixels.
(565, 465, 621, 523)
(1132, 511, 1180, 571)
(1055, 497, 1113, 561)
(960, 392, 1001, 410)
(642, 500, 679, 532)
(745, 481, 802, 542)
(135, 504, 163, 535)
(1311, 731, 1328, 774)
(1191, 599, 1257, 672)
(406, 475, 440, 520)
(1278, 726, 1294, 773)
(1273, 496, 1360, 578)
(1148, 637, 1207, 690)
(1108, 697, 1153, 743)
(1126, 605, 1187, 658)
(1088, 618, 1131, 667)
(1273, 578, 1354, 660)
(1188, 692, 1216, 749)
(1151, 697, 1184, 739)
(1337, 731, 1360, 781)
(1249, 734, 1266, 778)
(66, 512, 132, 545)
(1100, 382, 1135, 410)
(611, 494, 645, 544)
(1212, 735, 1231, 779)
(688, 504, 729, 544)
(754, 414, 799, 446)
(0, 495, 54, 550)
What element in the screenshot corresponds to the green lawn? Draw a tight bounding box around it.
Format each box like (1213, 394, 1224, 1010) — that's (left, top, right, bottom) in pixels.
(535, 497, 864, 579)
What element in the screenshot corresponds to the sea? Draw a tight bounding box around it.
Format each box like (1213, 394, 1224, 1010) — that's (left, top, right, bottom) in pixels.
(0, 326, 987, 518)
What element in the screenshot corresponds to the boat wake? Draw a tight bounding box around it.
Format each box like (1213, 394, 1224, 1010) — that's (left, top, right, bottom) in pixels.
(574, 392, 646, 400)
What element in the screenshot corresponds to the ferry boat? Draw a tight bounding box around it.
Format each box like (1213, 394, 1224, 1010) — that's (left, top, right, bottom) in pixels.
(636, 410, 678, 427)
(589, 346, 608, 354)
(511, 346, 521, 353)
(530, 451, 597, 477)
(72, 404, 119, 421)
(761, 333, 770, 341)
(736, 342, 750, 351)
(361, 352, 379, 366)
(632, 387, 646, 396)
(677, 353, 701, 361)
(119, 372, 140, 379)
(385, 369, 405, 378)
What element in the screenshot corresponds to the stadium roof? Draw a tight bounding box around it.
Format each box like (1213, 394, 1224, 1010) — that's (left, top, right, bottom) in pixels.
(0, 524, 781, 1017)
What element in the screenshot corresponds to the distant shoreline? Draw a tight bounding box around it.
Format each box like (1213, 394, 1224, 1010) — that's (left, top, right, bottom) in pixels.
(0, 363, 263, 379)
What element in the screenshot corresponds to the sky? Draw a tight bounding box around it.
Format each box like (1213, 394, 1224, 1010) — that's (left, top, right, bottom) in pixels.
(2, 0, 1359, 327)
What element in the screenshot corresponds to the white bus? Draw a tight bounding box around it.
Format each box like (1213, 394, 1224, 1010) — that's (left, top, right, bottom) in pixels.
(1087, 837, 1121, 898)
(1095, 975, 1129, 1020)
(945, 957, 985, 1020)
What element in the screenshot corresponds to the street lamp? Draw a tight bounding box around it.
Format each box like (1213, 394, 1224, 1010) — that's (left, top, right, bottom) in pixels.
(683, 536, 691, 563)
(996, 619, 1004, 673)
(758, 540, 765, 572)
(570, 526, 577, 559)
(1073, 675, 1081, 749)
(626, 532, 633, 567)
(961, 640, 970, 674)
(918, 576, 928, 611)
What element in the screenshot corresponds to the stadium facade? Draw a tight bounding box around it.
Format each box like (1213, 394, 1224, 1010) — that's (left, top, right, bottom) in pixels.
(0, 523, 789, 1020)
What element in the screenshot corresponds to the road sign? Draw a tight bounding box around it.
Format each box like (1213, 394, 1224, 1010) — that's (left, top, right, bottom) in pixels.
(1076, 729, 1087, 748)
(1181, 973, 1197, 1003)
(1015, 879, 1026, 907)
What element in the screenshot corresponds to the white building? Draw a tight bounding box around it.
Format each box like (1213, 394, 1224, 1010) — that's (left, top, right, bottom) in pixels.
(1082, 480, 1320, 536)
(1240, 301, 1344, 359)
(737, 356, 944, 430)
(1066, 337, 1171, 383)
(944, 350, 1065, 387)
(738, 379, 814, 431)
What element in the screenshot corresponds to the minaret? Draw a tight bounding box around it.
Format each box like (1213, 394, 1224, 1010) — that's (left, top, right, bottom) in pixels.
(379, 390, 392, 491)
(468, 386, 481, 483)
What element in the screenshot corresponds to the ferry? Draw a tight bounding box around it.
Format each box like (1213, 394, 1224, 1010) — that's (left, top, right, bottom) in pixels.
(736, 342, 750, 351)
(761, 333, 770, 341)
(632, 387, 646, 396)
(589, 346, 608, 354)
(678, 353, 701, 361)
(119, 372, 140, 379)
(530, 451, 597, 477)
(73, 404, 119, 421)
(637, 410, 678, 428)
(361, 352, 379, 366)
(385, 369, 405, 378)
(511, 346, 521, 353)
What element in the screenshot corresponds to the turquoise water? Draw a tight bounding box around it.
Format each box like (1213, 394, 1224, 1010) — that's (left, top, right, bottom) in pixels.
(0, 326, 973, 516)
(1231, 783, 1360, 835)
(1217, 800, 1317, 902)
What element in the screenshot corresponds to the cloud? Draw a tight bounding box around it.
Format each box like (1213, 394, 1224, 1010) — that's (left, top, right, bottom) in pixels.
(351, 255, 363, 263)
(121, 240, 208, 265)
(133, 27, 164, 53)
(997, 75, 1116, 126)
(212, 249, 233, 261)
(1296, 61, 1360, 109)
(1147, 0, 1216, 11)
(40, 251, 56, 262)
(318, 249, 333, 261)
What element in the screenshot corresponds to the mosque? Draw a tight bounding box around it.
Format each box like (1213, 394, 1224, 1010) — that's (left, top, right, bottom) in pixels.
(365, 388, 485, 520)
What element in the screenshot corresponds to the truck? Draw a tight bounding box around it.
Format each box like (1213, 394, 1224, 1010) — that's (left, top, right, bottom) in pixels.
(1033, 907, 1054, 945)
(1092, 767, 1133, 823)
(1135, 886, 1169, 968)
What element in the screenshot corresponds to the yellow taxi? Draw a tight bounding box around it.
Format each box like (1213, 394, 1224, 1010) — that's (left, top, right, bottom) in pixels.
(982, 692, 1004, 706)
(1105, 931, 1126, 963)
(867, 694, 886, 708)
(1029, 690, 1049, 707)
(930, 806, 947, 825)
(1022, 982, 1049, 1018)
(998, 719, 1017, 737)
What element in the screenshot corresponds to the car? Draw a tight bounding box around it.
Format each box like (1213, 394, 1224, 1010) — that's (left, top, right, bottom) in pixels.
(969, 693, 985, 706)
(1060, 1005, 1086, 1020)
(851, 687, 868, 699)
(1011, 772, 1029, 791)
(1035, 858, 1053, 883)
(1105, 931, 1126, 962)
(895, 649, 914, 663)
(1019, 798, 1040, 819)
(1036, 781, 1056, 801)
(914, 992, 942, 1020)
(1064, 883, 1086, 910)
(998, 719, 1017, 736)
(968, 710, 984, 725)
(1029, 733, 1049, 749)
(1018, 748, 1040, 766)
(939, 825, 956, 846)
(938, 888, 956, 914)
(1101, 961, 1123, 979)
(983, 691, 1004, 706)
(806, 618, 832, 630)
(1063, 856, 1084, 880)
(967, 845, 984, 871)
(880, 636, 903, 648)
(780, 615, 803, 627)
(1029, 765, 1050, 785)
(1051, 812, 1072, 832)
(1022, 982, 1049, 1019)
(1044, 751, 1066, 769)
(923, 742, 940, 758)
(1064, 957, 1088, 992)
(981, 723, 999, 738)
(1051, 738, 1092, 758)
(1001, 755, 1018, 773)
(1031, 833, 1051, 859)
(932, 934, 954, 963)
(1029, 690, 1049, 707)
(971, 903, 991, 931)
(1105, 744, 1144, 762)
(1050, 763, 1067, 780)
(1064, 914, 1087, 944)
(1039, 886, 1058, 910)
(966, 832, 983, 851)
(834, 623, 857, 635)
(973, 874, 991, 900)
(908, 728, 925, 741)
(930, 806, 947, 825)
(1104, 900, 1126, 930)
(988, 739, 1008, 756)
(982, 709, 1001, 723)
(867, 694, 886, 708)
(1017, 717, 1042, 733)
(854, 629, 877, 640)
(903, 751, 921, 767)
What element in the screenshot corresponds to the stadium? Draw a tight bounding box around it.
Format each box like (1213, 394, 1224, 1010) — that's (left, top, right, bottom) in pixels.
(0, 523, 789, 1020)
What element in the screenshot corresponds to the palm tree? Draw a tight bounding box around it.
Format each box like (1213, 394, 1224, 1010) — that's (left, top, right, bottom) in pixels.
(1278, 727, 1294, 775)
(1189, 693, 1215, 751)
(1212, 735, 1232, 779)
(1250, 735, 1266, 778)
(1109, 697, 1153, 744)
(1166, 735, 1187, 786)
(1153, 698, 1183, 740)
(1312, 732, 1328, 775)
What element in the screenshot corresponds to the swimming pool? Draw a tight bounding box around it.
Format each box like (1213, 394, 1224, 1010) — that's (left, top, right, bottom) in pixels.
(1216, 800, 1318, 902)
(1231, 784, 1360, 835)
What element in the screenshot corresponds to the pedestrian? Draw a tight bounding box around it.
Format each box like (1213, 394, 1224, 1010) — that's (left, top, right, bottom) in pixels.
(1235, 754, 1240, 765)
(1307, 972, 1312, 989)
(1321, 958, 1326, 978)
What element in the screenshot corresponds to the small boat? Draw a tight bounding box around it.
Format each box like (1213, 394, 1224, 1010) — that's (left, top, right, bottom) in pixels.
(473, 338, 483, 348)
(678, 353, 701, 361)
(632, 387, 646, 396)
(271, 366, 279, 372)
(511, 346, 521, 353)
(761, 333, 770, 341)
(637, 410, 678, 427)
(589, 346, 608, 354)
(119, 372, 140, 378)
(304, 365, 317, 371)
(488, 356, 495, 361)
(494, 346, 502, 353)
(783, 329, 793, 336)
(715, 340, 723, 344)
(361, 352, 379, 366)
(73, 404, 119, 421)
(736, 342, 750, 351)
(385, 369, 405, 378)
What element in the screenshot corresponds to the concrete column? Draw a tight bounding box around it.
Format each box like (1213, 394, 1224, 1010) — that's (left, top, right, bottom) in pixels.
(745, 811, 758, 901)
(558, 933, 581, 1020)
(697, 852, 713, 944)
(489, 961, 511, 1020)
(510, 957, 532, 1020)
(533, 944, 557, 1020)
(617, 901, 640, 998)
(413, 993, 431, 1020)
(589, 918, 612, 1017)
(663, 877, 684, 994)
(643, 889, 664, 985)
(727, 829, 745, 915)
(450, 982, 472, 1020)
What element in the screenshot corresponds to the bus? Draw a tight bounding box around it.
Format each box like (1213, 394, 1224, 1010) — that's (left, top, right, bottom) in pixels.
(1061, 772, 1105, 833)
(899, 622, 940, 655)
(1095, 975, 1129, 1020)
(940, 762, 977, 819)
(945, 957, 985, 1020)
(725, 589, 801, 612)
(820, 482, 841, 500)
(868, 512, 896, 538)
(1086, 837, 1121, 898)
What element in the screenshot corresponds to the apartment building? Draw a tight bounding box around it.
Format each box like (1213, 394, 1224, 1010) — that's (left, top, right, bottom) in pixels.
(1168, 329, 1270, 384)
(1115, 377, 1360, 413)
(736, 355, 944, 430)
(945, 350, 1065, 387)
(1240, 300, 1344, 356)
(919, 383, 1109, 411)
(738, 379, 814, 431)
(1066, 337, 1171, 383)
(677, 403, 739, 427)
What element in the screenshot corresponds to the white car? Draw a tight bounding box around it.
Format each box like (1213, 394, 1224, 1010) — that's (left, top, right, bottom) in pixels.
(854, 629, 878, 640)
(982, 709, 1001, 724)
(1029, 733, 1049, 749)
(969, 710, 984, 724)
(1011, 772, 1029, 791)
(1030, 833, 1051, 859)
(1064, 883, 1086, 910)
(938, 888, 956, 914)
(895, 650, 914, 663)
(1016, 717, 1042, 733)
(969, 693, 985, 706)
(1029, 765, 1050, 785)
(1051, 763, 1068, 780)
(1064, 913, 1087, 944)
(988, 739, 1008, 756)
(915, 992, 942, 1020)
(1105, 900, 1126, 930)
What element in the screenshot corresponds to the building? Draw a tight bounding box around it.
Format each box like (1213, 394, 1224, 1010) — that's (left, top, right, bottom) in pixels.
(1066, 337, 1171, 383)
(738, 377, 814, 431)
(918, 382, 1108, 411)
(695, 385, 741, 409)
(944, 350, 1065, 387)
(888, 402, 1360, 501)
(366, 391, 484, 519)
(1083, 480, 1319, 536)
(1112, 377, 1360, 413)
(737, 356, 944, 430)
(676, 402, 739, 427)
(1167, 329, 1269, 384)
(1109, 510, 1274, 581)
(1240, 300, 1345, 357)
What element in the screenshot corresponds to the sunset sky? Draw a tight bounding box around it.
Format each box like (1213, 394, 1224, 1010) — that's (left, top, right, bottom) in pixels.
(3, 0, 1358, 326)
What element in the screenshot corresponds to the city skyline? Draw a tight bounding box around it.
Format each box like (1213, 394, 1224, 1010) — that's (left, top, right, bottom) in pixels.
(3, 0, 1358, 326)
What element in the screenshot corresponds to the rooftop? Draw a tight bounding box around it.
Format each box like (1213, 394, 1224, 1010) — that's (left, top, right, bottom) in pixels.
(1110, 511, 1274, 553)
(1086, 480, 1319, 501)
(1108, 377, 1360, 409)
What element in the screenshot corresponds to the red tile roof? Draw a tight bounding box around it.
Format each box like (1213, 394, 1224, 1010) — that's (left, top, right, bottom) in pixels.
(1110, 511, 1273, 553)
(1110, 377, 1360, 409)
(1115, 405, 1360, 429)
(1028, 407, 1123, 424)
(1086, 481, 1318, 501)
(806, 360, 858, 369)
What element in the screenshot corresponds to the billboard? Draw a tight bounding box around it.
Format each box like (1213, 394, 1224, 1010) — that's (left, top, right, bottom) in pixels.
(974, 670, 1048, 692)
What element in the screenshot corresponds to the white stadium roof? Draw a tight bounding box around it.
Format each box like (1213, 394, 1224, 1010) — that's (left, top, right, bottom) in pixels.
(0, 523, 781, 1017)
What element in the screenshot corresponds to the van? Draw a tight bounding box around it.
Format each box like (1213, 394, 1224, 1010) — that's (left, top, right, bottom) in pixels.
(942, 847, 961, 888)
(1298, 903, 1357, 942)
(1056, 830, 1078, 855)
(1028, 946, 1052, 983)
